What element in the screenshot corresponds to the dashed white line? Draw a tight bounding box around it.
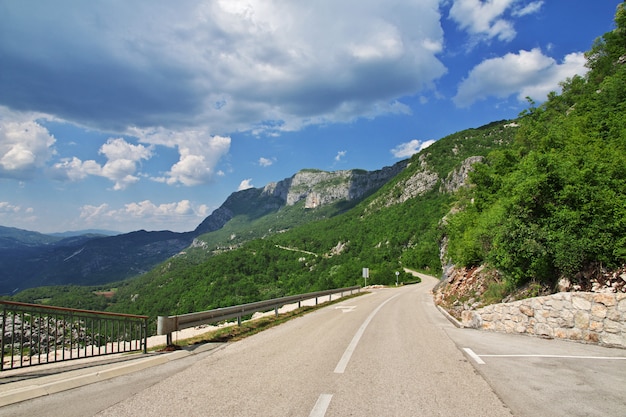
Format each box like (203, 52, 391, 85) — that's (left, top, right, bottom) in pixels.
(334, 293, 401, 374)
(309, 394, 333, 417)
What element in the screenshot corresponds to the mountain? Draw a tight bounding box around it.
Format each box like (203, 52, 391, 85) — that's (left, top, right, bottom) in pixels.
(0, 229, 196, 295)
(49, 229, 121, 238)
(0, 226, 62, 249)
(0, 163, 408, 296)
(98, 120, 519, 318)
(194, 163, 408, 236)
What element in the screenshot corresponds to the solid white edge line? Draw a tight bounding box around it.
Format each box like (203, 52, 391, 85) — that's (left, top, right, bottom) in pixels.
(309, 394, 333, 417)
(463, 347, 486, 365)
(334, 293, 401, 374)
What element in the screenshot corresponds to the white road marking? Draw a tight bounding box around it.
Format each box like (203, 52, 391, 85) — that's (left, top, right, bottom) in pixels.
(463, 348, 626, 365)
(334, 293, 401, 373)
(335, 306, 356, 313)
(480, 354, 626, 360)
(309, 394, 333, 417)
(463, 348, 486, 365)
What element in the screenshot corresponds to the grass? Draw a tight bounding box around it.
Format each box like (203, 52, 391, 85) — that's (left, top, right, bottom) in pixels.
(151, 291, 368, 351)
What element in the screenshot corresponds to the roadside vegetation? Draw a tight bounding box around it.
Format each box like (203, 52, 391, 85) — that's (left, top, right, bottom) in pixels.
(445, 5, 626, 293)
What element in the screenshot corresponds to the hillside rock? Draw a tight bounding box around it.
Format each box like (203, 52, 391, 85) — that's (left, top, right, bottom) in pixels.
(441, 156, 484, 193)
(372, 154, 439, 208)
(196, 162, 408, 234)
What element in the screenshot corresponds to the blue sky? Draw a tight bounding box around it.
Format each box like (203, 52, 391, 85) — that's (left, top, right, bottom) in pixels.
(0, 1, 621, 234)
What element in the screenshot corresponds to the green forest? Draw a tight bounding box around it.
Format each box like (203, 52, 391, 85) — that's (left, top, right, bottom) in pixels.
(9, 5, 626, 326)
(446, 5, 626, 290)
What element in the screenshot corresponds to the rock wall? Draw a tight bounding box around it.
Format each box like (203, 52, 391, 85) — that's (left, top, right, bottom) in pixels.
(462, 292, 626, 348)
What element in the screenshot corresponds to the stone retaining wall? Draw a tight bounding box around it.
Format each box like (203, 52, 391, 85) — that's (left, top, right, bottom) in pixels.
(461, 292, 626, 348)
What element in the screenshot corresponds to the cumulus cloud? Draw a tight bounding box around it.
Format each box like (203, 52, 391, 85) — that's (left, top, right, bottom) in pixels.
(0, 117, 56, 179)
(453, 49, 587, 107)
(0, 201, 23, 214)
(79, 200, 210, 232)
(391, 139, 436, 158)
(0, 201, 37, 228)
(449, 0, 542, 43)
(134, 129, 231, 186)
(0, 0, 446, 135)
(51, 138, 152, 190)
(238, 179, 254, 191)
(258, 157, 274, 167)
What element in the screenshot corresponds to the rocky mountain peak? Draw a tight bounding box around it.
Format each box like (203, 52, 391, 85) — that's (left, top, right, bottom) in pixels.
(196, 162, 409, 235)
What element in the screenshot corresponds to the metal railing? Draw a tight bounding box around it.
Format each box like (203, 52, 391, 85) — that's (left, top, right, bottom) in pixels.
(0, 301, 148, 371)
(158, 286, 361, 345)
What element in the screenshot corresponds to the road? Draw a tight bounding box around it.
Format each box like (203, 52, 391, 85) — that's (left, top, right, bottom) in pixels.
(2, 276, 624, 416)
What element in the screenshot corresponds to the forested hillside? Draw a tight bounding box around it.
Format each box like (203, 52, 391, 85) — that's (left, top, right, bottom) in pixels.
(444, 4, 626, 294)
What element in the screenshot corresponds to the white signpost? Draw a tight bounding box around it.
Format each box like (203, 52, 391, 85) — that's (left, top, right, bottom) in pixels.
(362, 267, 369, 287)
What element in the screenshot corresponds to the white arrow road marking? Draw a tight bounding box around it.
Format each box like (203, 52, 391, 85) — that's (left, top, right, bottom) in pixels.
(334, 306, 356, 313)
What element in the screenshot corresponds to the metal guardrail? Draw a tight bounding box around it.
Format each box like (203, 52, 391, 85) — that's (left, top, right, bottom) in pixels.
(157, 286, 361, 345)
(0, 300, 148, 371)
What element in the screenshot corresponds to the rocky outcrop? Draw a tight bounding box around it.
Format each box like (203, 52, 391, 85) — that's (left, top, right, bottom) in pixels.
(197, 162, 409, 236)
(374, 154, 439, 208)
(441, 156, 484, 193)
(275, 163, 409, 207)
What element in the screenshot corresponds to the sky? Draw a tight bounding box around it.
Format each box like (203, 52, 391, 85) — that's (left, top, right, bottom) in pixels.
(0, 1, 622, 234)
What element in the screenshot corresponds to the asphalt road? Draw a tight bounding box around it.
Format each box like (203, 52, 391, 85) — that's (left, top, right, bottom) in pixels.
(2, 276, 624, 416)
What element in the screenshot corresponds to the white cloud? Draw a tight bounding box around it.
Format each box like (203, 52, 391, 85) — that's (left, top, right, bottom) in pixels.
(0, 116, 56, 179)
(79, 200, 210, 232)
(453, 49, 588, 107)
(238, 179, 254, 191)
(0, 1, 446, 136)
(133, 128, 231, 186)
(0, 201, 37, 229)
(0, 201, 22, 214)
(449, 0, 541, 43)
(391, 139, 436, 158)
(258, 157, 274, 167)
(51, 137, 152, 190)
(335, 151, 347, 162)
(513, 1, 543, 17)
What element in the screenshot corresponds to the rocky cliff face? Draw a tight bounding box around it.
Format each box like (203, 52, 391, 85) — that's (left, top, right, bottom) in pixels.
(196, 161, 409, 234)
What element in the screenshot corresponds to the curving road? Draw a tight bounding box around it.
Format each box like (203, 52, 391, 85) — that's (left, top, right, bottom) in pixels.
(94, 277, 512, 416)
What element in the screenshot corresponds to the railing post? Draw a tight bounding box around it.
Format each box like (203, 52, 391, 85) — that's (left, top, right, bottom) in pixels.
(0, 306, 6, 371)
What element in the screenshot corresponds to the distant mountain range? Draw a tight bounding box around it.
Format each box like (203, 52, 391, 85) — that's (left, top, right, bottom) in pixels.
(48, 229, 121, 238)
(0, 164, 405, 295)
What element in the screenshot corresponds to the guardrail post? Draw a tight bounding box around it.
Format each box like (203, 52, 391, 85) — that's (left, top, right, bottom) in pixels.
(274, 306, 279, 317)
(143, 317, 148, 354)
